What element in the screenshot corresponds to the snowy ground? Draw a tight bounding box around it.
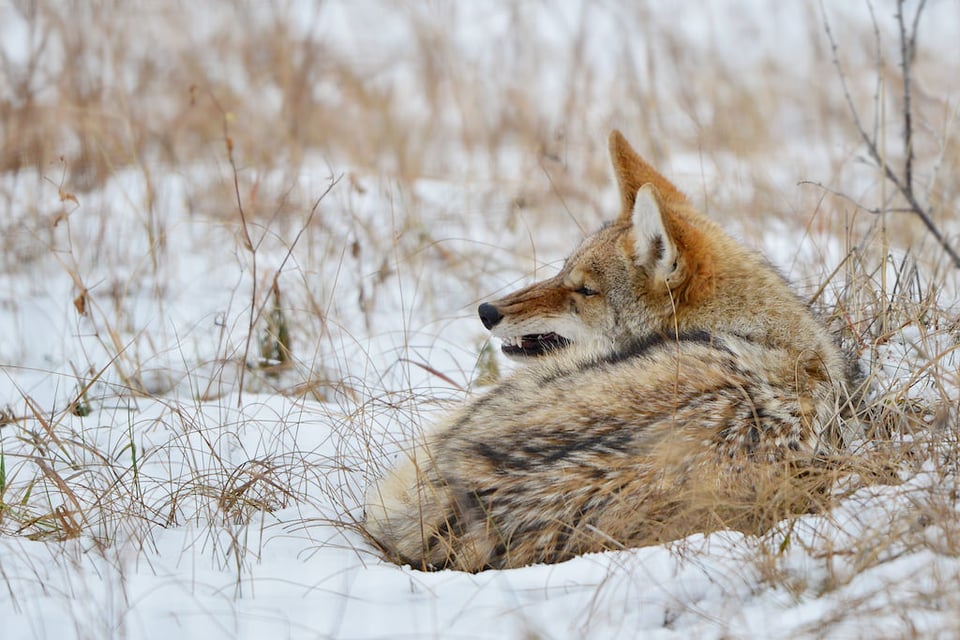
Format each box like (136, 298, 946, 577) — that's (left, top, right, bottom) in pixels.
(2, 1, 960, 638)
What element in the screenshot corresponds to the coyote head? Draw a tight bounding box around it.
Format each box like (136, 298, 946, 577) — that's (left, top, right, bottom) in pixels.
(478, 130, 714, 359)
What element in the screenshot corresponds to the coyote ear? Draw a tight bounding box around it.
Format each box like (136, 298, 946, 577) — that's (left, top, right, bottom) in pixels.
(609, 130, 685, 222)
(631, 184, 678, 275)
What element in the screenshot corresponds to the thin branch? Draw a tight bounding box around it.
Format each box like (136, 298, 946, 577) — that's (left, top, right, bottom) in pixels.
(896, 0, 914, 194)
(798, 180, 913, 216)
(908, 0, 929, 62)
(820, 3, 960, 268)
(864, 0, 883, 145)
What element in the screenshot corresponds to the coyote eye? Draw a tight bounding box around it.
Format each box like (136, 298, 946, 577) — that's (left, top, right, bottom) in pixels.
(574, 286, 599, 297)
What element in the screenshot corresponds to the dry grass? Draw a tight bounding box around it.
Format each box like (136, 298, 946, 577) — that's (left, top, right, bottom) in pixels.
(1, 0, 959, 635)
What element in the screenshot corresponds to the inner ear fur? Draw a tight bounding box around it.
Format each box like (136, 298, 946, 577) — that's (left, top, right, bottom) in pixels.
(631, 183, 678, 276)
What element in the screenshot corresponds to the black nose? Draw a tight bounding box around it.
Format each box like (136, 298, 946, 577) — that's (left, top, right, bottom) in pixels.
(478, 303, 502, 330)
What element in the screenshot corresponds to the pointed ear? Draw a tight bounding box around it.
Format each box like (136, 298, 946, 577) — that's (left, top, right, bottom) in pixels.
(609, 130, 686, 222)
(631, 184, 678, 276)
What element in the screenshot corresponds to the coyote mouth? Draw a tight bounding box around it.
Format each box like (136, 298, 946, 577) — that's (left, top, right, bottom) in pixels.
(501, 333, 571, 357)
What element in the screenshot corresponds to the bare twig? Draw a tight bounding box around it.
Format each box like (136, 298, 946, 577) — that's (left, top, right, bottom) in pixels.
(896, 0, 928, 195)
(798, 180, 916, 217)
(820, 1, 960, 268)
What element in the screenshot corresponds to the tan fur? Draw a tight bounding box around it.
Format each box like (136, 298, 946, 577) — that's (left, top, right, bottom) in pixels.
(364, 131, 849, 571)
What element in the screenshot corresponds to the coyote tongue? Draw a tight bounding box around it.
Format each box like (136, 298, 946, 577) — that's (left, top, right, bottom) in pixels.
(502, 332, 571, 357)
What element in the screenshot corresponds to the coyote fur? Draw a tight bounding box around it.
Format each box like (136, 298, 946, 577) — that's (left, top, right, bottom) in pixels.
(364, 131, 849, 572)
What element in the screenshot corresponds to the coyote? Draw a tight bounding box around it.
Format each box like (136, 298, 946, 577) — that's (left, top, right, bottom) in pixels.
(364, 131, 849, 572)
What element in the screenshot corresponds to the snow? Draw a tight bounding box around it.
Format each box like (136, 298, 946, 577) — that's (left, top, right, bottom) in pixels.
(3, 472, 958, 638)
(2, 1, 959, 638)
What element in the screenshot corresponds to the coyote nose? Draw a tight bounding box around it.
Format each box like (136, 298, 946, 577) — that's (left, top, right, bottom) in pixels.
(478, 303, 502, 330)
